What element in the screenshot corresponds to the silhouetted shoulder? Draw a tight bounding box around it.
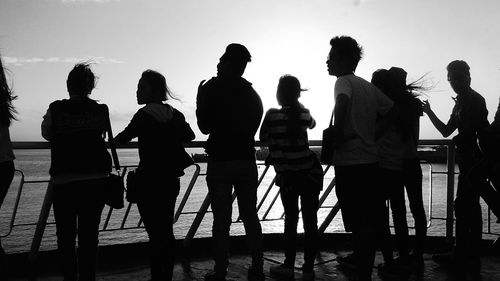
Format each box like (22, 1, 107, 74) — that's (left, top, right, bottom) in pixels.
(48, 99, 67, 109)
(172, 107, 187, 121)
(266, 108, 281, 115)
(200, 77, 218, 89)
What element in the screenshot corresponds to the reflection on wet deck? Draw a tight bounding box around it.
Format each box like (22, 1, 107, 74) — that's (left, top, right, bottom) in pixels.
(9, 235, 500, 281)
(16, 250, 500, 281)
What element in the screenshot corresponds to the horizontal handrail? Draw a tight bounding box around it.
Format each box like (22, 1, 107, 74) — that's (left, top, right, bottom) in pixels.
(4, 139, 499, 261)
(11, 139, 455, 150)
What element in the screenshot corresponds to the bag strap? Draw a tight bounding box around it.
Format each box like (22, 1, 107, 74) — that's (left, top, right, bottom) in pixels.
(328, 102, 334, 127)
(103, 105, 121, 171)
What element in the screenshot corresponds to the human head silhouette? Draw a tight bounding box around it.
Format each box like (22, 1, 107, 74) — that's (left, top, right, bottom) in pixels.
(371, 69, 390, 93)
(136, 70, 173, 105)
(217, 43, 251, 78)
(372, 67, 408, 101)
(276, 75, 304, 107)
(66, 63, 96, 97)
(327, 36, 363, 77)
(447, 60, 471, 95)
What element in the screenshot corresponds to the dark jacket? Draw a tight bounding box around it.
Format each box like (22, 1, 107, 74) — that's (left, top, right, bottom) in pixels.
(115, 104, 195, 177)
(47, 98, 111, 176)
(196, 76, 263, 160)
(449, 90, 489, 159)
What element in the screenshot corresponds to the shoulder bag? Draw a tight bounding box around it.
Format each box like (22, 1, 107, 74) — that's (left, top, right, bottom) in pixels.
(103, 105, 125, 209)
(320, 110, 336, 165)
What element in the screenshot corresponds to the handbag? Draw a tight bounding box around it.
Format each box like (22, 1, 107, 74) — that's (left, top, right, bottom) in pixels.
(106, 173, 125, 209)
(103, 105, 125, 209)
(320, 110, 336, 165)
(126, 169, 140, 203)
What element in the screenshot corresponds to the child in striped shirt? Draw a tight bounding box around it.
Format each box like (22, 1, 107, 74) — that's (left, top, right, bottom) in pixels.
(260, 75, 322, 281)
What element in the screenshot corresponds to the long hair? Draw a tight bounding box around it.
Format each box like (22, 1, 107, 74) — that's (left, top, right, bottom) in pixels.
(0, 54, 17, 127)
(141, 70, 177, 102)
(372, 67, 429, 141)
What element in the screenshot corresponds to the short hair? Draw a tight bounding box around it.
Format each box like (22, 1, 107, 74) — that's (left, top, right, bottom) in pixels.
(447, 60, 470, 77)
(67, 63, 96, 96)
(221, 43, 252, 63)
(329, 36, 363, 66)
(141, 70, 174, 101)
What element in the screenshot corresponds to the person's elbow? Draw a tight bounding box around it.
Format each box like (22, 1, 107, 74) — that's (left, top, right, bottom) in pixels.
(114, 133, 129, 144)
(185, 128, 196, 142)
(41, 131, 51, 141)
(41, 125, 52, 141)
(197, 122, 211, 135)
(441, 130, 453, 138)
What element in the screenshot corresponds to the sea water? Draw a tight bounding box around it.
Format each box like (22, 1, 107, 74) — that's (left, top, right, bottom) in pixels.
(1, 149, 499, 254)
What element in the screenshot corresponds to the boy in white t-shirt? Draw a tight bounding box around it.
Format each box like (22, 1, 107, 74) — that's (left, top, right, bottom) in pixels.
(326, 36, 394, 281)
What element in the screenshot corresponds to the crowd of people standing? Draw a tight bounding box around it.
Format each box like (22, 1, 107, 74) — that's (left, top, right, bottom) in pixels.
(1, 35, 500, 281)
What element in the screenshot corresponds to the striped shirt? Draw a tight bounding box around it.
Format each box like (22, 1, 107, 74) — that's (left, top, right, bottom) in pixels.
(260, 103, 316, 172)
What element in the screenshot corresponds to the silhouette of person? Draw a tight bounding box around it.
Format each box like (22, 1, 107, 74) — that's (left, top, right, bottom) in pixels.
(115, 70, 195, 281)
(468, 98, 500, 223)
(196, 43, 265, 281)
(326, 36, 395, 281)
(259, 75, 322, 281)
(41, 63, 112, 281)
(372, 67, 428, 276)
(370, 68, 404, 275)
(423, 60, 489, 277)
(0, 53, 17, 279)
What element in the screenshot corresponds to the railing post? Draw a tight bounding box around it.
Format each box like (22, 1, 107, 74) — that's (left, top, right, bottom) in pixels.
(175, 164, 201, 223)
(183, 194, 211, 248)
(28, 181, 54, 267)
(445, 142, 456, 243)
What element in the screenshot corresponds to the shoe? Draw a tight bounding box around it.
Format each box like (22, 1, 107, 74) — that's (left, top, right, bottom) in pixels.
(301, 270, 315, 281)
(270, 264, 294, 279)
(432, 252, 465, 267)
(336, 253, 357, 270)
(409, 253, 424, 268)
(377, 262, 409, 280)
(248, 266, 265, 281)
(204, 271, 227, 281)
(392, 255, 412, 269)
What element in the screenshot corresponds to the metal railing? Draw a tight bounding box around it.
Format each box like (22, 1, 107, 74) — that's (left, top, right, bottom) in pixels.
(3, 140, 498, 264)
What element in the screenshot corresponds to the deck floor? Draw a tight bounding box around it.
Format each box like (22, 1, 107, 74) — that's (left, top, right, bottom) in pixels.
(18, 250, 500, 281)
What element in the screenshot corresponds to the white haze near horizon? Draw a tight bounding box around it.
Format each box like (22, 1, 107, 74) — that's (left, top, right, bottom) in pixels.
(1, 0, 500, 141)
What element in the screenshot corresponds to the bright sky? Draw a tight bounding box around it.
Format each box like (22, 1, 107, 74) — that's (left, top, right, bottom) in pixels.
(1, 0, 500, 141)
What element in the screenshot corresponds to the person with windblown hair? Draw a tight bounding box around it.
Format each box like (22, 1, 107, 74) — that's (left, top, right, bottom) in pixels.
(41, 63, 112, 281)
(260, 75, 322, 281)
(0, 53, 17, 279)
(115, 70, 195, 281)
(371, 67, 428, 277)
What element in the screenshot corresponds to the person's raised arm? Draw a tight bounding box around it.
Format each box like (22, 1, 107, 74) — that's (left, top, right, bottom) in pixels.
(195, 80, 211, 135)
(115, 111, 143, 144)
(422, 100, 456, 137)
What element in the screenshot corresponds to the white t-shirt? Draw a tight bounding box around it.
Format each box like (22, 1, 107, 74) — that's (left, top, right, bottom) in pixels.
(333, 74, 394, 166)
